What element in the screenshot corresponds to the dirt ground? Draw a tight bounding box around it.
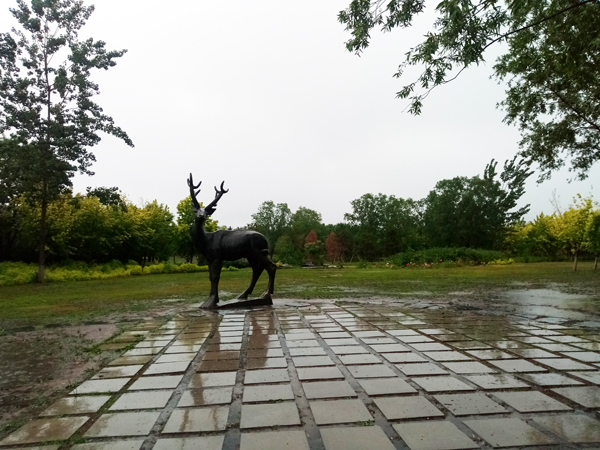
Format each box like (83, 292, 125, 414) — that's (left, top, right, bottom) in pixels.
(0, 303, 183, 434)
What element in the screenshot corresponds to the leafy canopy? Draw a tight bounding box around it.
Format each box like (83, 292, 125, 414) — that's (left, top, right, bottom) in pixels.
(338, 0, 600, 179)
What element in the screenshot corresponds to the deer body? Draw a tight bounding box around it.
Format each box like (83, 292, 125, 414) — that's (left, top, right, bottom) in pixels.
(188, 174, 276, 309)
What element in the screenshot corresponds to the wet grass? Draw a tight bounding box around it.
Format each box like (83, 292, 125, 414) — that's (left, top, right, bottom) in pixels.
(0, 262, 598, 328)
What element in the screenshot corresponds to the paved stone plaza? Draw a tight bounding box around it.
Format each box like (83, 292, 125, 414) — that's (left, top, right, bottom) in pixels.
(2, 300, 600, 449)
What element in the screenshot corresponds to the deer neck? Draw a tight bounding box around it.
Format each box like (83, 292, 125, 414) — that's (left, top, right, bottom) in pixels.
(192, 217, 211, 253)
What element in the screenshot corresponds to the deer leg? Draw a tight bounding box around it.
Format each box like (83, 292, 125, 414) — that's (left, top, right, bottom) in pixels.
(200, 259, 222, 309)
(259, 257, 277, 299)
(238, 260, 264, 300)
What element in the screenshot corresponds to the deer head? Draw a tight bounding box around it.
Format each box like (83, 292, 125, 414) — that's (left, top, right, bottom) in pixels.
(187, 173, 229, 219)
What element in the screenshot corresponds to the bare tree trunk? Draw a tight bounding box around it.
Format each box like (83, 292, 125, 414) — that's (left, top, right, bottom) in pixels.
(37, 196, 48, 283)
(573, 252, 579, 271)
(594, 255, 598, 271)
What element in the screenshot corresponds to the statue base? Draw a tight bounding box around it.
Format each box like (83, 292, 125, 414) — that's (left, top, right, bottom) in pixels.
(216, 296, 273, 309)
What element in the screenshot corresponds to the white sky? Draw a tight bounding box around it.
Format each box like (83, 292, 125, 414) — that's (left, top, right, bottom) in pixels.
(2, 1, 598, 227)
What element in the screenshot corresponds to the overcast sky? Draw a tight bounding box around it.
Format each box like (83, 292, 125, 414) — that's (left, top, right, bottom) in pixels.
(2, 1, 598, 227)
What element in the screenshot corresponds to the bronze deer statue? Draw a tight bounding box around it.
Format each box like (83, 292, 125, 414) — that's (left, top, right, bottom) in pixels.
(188, 174, 276, 309)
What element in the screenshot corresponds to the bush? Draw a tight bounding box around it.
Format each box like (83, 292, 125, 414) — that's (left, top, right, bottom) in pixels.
(391, 247, 505, 267)
(0, 262, 37, 286)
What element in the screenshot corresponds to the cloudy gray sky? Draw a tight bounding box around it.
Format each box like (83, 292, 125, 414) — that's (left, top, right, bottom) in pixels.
(2, 1, 598, 227)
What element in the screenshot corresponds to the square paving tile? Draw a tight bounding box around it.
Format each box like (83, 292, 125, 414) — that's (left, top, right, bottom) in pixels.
(450, 341, 491, 350)
(396, 336, 433, 343)
(156, 353, 195, 364)
(302, 380, 356, 399)
(434, 393, 508, 416)
(243, 384, 295, 402)
(393, 421, 479, 450)
(518, 373, 584, 386)
(189, 371, 237, 387)
(0, 417, 89, 445)
(487, 359, 547, 373)
(287, 339, 320, 348)
(329, 345, 369, 355)
(552, 386, 600, 408)
(289, 347, 326, 356)
(386, 353, 427, 363)
(240, 430, 309, 450)
(110, 390, 173, 410)
(493, 390, 571, 412)
(198, 359, 239, 372)
(164, 406, 229, 432)
(369, 344, 409, 353)
(441, 361, 496, 374)
(71, 378, 130, 394)
(41, 395, 111, 416)
(412, 376, 475, 393)
(535, 343, 580, 352)
(245, 368, 290, 384)
(320, 425, 396, 450)
(561, 351, 600, 362)
(240, 402, 301, 428)
(310, 399, 372, 424)
(84, 411, 160, 437)
(297, 366, 344, 381)
(178, 387, 233, 406)
(387, 330, 420, 336)
(72, 440, 145, 450)
(338, 354, 381, 365)
(154, 436, 225, 450)
(532, 414, 600, 443)
(568, 371, 600, 384)
(346, 364, 396, 378)
(410, 343, 452, 352)
(206, 343, 242, 351)
(144, 361, 190, 375)
(93, 365, 144, 379)
(129, 375, 183, 390)
(463, 374, 529, 390)
(397, 363, 448, 376)
(292, 356, 334, 367)
(164, 344, 203, 354)
(507, 348, 557, 358)
(204, 350, 242, 360)
(373, 396, 443, 420)
(361, 337, 397, 345)
(465, 350, 515, 360)
(463, 417, 555, 447)
(423, 351, 472, 362)
(247, 357, 288, 369)
(357, 378, 416, 395)
(534, 358, 595, 371)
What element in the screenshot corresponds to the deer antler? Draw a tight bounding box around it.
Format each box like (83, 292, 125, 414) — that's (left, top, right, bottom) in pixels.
(204, 181, 229, 215)
(187, 173, 202, 211)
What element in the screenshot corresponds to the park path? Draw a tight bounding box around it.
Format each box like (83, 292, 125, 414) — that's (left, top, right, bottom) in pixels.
(2, 300, 600, 449)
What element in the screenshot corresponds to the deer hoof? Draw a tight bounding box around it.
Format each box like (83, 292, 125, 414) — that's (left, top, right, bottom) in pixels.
(200, 297, 219, 309)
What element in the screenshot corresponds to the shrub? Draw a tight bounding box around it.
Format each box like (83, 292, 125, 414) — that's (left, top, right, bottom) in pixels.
(391, 247, 505, 267)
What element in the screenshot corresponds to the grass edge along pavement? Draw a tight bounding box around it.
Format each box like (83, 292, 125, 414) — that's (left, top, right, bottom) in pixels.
(0, 262, 599, 327)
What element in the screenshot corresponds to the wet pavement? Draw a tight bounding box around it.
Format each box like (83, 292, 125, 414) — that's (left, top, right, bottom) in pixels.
(3, 299, 600, 449)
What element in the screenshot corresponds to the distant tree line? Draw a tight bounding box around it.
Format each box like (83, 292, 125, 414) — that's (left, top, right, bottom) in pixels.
(2, 157, 598, 270)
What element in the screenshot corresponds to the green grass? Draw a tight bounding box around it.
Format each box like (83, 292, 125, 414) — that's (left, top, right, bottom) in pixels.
(0, 262, 598, 328)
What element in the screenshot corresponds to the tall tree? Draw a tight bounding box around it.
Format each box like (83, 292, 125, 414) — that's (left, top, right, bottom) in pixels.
(423, 158, 532, 249)
(0, 0, 133, 281)
(338, 0, 600, 178)
(249, 201, 291, 255)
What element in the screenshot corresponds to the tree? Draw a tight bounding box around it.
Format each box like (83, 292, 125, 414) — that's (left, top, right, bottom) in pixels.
(556, 196, 593, 271)
(338, 0, 600, 178)
(325, 231, 345, 263)
(423, 158, 532, 249)
(0, 0, 133, 281)
(86, 186, 126, 210)
(344, 193, 422, 260)
(290, 207, 323, 248)
(304, 230, 325, 265)
(585, 210, 600, 270)
(249, 201, 291, 255)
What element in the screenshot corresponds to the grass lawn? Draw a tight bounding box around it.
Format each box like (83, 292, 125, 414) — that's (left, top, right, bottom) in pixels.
(1, 262, 599, 329)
